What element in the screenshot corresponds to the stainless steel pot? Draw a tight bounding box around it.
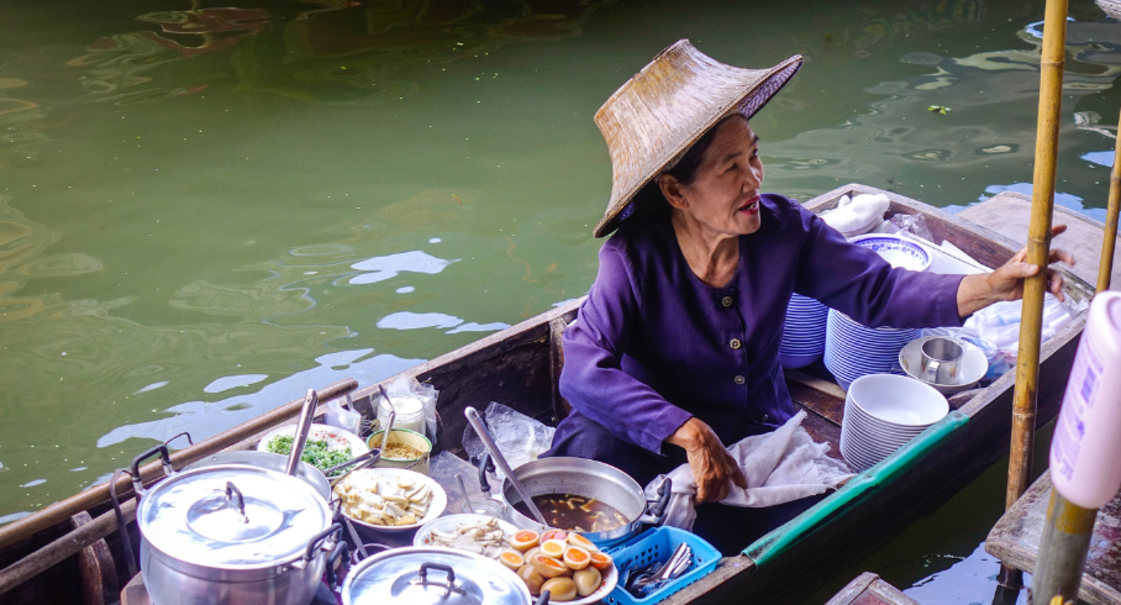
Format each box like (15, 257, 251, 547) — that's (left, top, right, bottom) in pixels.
(341, 547, 549, 605)
(131, 445, 343, 605)
(478, 455, 670, 548)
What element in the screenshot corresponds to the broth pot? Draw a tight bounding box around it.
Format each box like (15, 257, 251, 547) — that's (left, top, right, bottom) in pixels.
(478, 456, 670, 548)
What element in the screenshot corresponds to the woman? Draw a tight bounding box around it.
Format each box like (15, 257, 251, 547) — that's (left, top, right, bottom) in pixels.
(543, 41, 1073, 553)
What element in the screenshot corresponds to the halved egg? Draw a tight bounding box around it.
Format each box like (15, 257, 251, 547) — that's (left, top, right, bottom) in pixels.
(530, 553, 569, 579)
(499, 550, 525, 571)
(566, 532, 598, 553)
(510, 530, 540, 552)
(562, 546, 590, 570)
(540, 539, 567, 558)
(540, 529, 568, 543)
(588, 551, 613, 571)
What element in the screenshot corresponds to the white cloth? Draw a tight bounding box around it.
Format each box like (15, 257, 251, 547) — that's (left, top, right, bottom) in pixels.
(644, 411, 854, 531)
(821, 193, 890, 237)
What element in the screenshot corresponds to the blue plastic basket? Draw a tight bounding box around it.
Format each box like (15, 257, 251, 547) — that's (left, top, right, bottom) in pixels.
(603, 527, 721, 605)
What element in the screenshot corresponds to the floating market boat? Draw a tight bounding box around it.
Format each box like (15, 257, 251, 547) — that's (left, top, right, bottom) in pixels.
(0, 184, 1094, 605)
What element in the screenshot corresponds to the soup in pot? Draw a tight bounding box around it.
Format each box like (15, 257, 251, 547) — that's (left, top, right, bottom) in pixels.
(513, 493, 629, 532)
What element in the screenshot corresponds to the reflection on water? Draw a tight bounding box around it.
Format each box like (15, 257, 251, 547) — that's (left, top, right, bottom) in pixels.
(2, 2, 1121, 602)
(97, 348, 421, 447)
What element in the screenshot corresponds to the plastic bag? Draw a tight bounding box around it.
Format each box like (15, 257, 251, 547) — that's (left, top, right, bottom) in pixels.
(925, 293, 1088, 381)
(462, 401, 556, 481)
(880, 213, 934, 242)
(373, 375, 440, 447)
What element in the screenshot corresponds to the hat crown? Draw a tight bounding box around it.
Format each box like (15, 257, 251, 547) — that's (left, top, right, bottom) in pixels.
(592, 40, 802, 237)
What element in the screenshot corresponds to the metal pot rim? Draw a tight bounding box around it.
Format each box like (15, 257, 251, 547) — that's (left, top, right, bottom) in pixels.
(138, 463, 332, 571)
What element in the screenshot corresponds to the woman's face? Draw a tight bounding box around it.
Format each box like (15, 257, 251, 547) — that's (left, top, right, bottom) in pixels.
(661, 117, 764, 236)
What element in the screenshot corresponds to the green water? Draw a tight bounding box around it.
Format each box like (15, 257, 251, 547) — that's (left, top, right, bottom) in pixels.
(1, 0, 1118, 601)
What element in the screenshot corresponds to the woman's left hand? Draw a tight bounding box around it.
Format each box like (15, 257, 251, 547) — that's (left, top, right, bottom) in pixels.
(957, 225, 1074, 317)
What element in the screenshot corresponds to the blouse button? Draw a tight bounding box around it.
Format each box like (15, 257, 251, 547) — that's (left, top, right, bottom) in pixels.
(721, 296, 733, 308)
(729, 338, 742, 350)
(734, 375, 746, 385)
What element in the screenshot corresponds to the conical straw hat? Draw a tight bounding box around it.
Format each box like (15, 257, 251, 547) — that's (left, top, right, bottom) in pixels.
(593, 40, 803, 237)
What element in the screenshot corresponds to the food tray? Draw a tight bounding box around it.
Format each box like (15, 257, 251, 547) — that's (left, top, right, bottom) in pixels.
(603, 527, 721, 605)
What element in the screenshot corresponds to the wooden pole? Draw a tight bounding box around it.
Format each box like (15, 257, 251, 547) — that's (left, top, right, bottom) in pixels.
(0, 378, 357, 552)
(1099, 105, 1121, 293)
(1029, 489, 1097, 605)
(1000, 0, 1069, 588)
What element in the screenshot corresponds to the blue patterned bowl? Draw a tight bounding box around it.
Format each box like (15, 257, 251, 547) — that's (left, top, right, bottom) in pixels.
(849, 234, 932, 272)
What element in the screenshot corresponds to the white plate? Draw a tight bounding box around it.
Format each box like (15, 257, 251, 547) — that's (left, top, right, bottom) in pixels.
(256, 423, 369, 465)
(849, 234, 933, 271)
(334, 468, 447, 533)
(412, 513, 519, 551)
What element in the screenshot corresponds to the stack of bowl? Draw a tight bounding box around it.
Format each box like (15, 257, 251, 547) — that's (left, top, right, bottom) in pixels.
(823, 310, 920, 390)
(780, 294, 829, 369)
(839, 374, 948, 471)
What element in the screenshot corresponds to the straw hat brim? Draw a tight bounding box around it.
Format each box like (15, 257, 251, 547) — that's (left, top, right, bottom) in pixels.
(592, 42, 803, 238)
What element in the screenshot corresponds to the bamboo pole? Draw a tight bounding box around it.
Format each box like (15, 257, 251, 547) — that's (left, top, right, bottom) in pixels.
(1099, 106, 1121, 293)
(0, 378, 357, 552)
(1030, 489, 1097, 605)
(1000, 0, 1069, 589)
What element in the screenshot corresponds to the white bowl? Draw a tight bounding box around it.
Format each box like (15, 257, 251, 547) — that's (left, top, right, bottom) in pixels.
(850, 234, 933, 272)
(412, 513, 519, 550)
(847, 374, 948, 427)
(898, 336, 988, 395)
(334, 467, 447, 533)
(256, 423, 369, 465)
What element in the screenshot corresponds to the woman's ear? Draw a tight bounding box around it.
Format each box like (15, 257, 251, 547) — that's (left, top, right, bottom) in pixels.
(658, 174, 688, 210)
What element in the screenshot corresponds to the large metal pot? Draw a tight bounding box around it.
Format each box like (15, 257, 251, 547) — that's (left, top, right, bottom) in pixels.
(131, 445, 343, 605)
(479, 455, 670, 548)
(184, 450, 331, 501)
(341, 547, 549, 605)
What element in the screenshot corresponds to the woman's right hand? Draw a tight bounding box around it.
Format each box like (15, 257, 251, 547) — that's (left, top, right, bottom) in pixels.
(667, 417, 748, 503)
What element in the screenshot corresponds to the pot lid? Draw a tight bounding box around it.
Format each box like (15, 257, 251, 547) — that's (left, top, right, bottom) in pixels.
(342, 547, 531, 605)
(138, 464, 330, 568)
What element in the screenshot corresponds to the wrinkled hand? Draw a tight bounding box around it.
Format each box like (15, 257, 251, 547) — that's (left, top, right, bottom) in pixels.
(957, 225, 1074, 317)
(666, 418, 747, 504)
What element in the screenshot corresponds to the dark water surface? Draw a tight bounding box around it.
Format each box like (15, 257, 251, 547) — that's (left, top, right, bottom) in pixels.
(2, 0, 1119, 601)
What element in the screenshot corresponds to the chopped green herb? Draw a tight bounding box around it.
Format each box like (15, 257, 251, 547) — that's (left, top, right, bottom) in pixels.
(266, 435, 352, 471)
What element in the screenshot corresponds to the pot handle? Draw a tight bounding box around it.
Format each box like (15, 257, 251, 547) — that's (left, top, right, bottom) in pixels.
(533, 589, 552, 605)
(476, 453, 496, 498)
(129, 444, 173, 497)
(416, 562, 462, 598)
(639, 477, 672, 526)
(324, 540, 349, 590)
(304, 523, 343, 562)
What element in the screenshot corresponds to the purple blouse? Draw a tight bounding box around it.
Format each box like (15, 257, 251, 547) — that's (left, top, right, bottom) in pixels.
(558, 194, 966, 455)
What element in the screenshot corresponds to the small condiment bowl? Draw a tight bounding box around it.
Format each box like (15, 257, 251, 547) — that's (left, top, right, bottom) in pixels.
(366, 428, 431, 475)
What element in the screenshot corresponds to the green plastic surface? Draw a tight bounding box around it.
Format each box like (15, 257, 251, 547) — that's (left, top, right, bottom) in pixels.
(744, 410, 970, 566)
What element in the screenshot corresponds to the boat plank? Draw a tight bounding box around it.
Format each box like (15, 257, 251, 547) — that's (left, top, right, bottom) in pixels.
(986, 472, 1121, 605)
(71, 511, 117, 605)
(824, 572, 924, 605)
(959, 191, 1119, 290)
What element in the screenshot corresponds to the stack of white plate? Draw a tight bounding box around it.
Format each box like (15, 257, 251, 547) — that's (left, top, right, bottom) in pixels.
(823, 310, 920, 391)
(780, 294, 829, 369)
(839, 374, 948, 471)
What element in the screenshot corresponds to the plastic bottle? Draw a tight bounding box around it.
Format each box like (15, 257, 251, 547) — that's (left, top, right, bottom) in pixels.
(1049, 291, 1121, 509)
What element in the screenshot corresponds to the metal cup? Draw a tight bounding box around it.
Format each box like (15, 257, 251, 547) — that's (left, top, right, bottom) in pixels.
(920, 337, 964, 384)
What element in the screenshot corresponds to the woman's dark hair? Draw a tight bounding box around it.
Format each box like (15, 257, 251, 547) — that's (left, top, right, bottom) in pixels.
(626, 114, 743, 220)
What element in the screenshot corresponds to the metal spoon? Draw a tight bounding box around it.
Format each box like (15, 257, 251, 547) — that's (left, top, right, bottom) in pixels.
(454, 473, 476, 514)
(464, 406, 549, 527)
(285, 389, 318, 476)
(629, 543, 692, 596)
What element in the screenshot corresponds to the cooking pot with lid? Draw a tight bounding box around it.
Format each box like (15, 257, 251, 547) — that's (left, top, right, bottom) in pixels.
(341, 546, 550, 605)
(131, 445, 344, 605)
(478, 455, 670, 548)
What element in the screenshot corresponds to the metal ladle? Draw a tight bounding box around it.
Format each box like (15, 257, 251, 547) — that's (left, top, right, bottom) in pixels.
(284, 389, 318, 476)
(464, 406, 549, 527)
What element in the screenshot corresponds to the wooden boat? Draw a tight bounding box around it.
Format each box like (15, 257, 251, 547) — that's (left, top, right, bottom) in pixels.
(0, 184, 1094, 605)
